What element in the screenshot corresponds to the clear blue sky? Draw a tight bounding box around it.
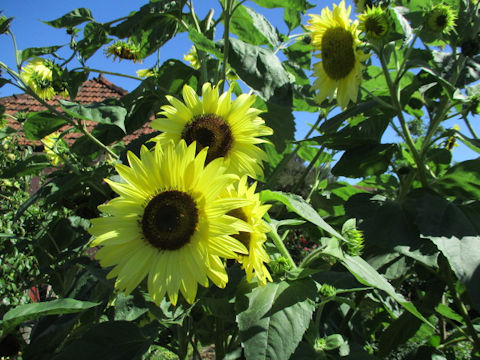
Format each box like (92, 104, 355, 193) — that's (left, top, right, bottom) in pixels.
(1, 0, 478, 164)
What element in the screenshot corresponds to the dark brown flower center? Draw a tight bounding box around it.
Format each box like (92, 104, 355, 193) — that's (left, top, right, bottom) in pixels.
(227, 208, 250, 250)
(142, 190, 198, 250)
(436, 14, 447, 29)
(321, 27, 356, 80)
(365, 16, 387, 37)
(182, 114, 233, 164)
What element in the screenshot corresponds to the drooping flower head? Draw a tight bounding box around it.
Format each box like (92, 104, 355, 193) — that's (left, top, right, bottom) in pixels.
(425, 3, 456, 35)
(41, 131, 65, 166)
(88, 141, 249, 306)
(105, 41, 143, 63)
(184, 46, 201, 69)
(223, 176, 272, 286)
(307, 1, 370, 108)
(151, 83, 273, 179)
(358, 5, 390, 40)
(20, 57, 55, 100)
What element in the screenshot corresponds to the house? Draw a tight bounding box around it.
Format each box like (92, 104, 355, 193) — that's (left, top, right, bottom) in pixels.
(0, 74, 156, 148)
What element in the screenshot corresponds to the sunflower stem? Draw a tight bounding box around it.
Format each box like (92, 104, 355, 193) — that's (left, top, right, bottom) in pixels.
(262, 112, 324, 190)
(378, 47, 428, 188)
(267, 222, 297, 270)
(220, 0, 234, 92)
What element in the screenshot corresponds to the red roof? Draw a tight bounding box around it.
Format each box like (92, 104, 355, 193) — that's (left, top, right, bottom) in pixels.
(0, 74, 156, 146)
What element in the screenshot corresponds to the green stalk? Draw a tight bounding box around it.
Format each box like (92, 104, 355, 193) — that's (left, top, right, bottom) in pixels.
(463, 116, 478, 139)
(378, 48, 428, 187)
(262, 112, 324, 190)
(220, 0, 234, 92)
(446, 266, 480, 355)
(266, 222, 297, 270)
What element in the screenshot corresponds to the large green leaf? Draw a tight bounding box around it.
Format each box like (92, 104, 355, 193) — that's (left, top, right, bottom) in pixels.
(23, 112, 68, 140)
(43, 8, 93, 28)
(52, 321, 151, 360)
(227, 38, 291, 103)
(236, 279, 316, 360)
(230, 5, 279, 48)
(110, 1, 181, 58)
(76, 22, 109, 60)
(260, 190, 344, 240)
(250, 0, 312, 10)
(0, 299, 98, 338)
(188, 28, 223, 59)
(332, 143, 396, 178)
(345, 193, 439, 268)
(341, 255, 431, 326)
(17, 46, 62, 65)
(1, 154, 50, 178)
(59, 99, 127, 132)
(429, 236, 480, 312)
(434, 159, 480, 201)
(405, 189, 480, 312)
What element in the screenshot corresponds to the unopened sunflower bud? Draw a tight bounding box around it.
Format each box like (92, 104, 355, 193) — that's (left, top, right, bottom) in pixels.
(313, 338, 327, 353)
(425, 4, 456, 35)
(319, 283, 337, 297)
(269, 257, 291, 275)
(358, 6, 390, 40)
(342, 219, 364, 256)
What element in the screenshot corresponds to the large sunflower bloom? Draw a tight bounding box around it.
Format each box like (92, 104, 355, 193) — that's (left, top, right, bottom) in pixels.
(151, 83, 273, 179)
(88, 141, 249, 306)
(307, 0, 370, 108)
(224, 176, 272, 286)
(20, 57, 56, 100)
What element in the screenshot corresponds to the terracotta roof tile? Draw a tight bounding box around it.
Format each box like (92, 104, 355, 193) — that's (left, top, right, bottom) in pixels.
(1, 75, 154, 147)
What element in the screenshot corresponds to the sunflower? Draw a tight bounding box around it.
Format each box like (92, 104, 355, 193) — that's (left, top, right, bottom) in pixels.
(223, 176, 272, 286)
(41, 131, 65, 166)
(105, 41, 143, 63)
(307, 0, 370, 108)
(88, 141, 249, 306)
(151, 83, 273, 179)
(20, 57, 56, 100)
(184, 46, 201, 69)
(358, 6, 390, 40)
(425, 3, 456, 35)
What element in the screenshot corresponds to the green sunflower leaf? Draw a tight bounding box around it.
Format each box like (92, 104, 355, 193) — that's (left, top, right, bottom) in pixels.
(0, 299, 99, 338)
(260, 190, 344, 240)
(236, 279, 317, 360)
(17, 46, 63, 66)
(110, 1, 181, 58)
(1, 154, 50, 178)
(52, 321, 151, 360)
(230, 5, 279, 48)
(331, 143, 397, 178)
(59, 99, 127, 132)
(43, 8, 94, 28)
(250, 0, 313, 11)
(76, 22, 109, 60)
(23, 111, 68, 140)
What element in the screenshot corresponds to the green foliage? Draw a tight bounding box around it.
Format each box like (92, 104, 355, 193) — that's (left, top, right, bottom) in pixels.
(1, 0, 480, 359)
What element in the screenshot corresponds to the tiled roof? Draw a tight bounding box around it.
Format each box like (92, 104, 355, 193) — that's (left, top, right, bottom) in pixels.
(0, 74, 155, 146)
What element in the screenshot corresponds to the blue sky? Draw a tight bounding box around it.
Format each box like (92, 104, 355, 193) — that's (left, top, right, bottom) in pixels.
(1, 0, 478, 164)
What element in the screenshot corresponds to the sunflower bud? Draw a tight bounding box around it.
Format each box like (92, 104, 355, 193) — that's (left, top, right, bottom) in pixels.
(319, 283, 337, 297)
(105, 41, 142, 63)
(425, 4, 456, 35)
(358, 6, 390, 40)
(342, 218, 364, 256)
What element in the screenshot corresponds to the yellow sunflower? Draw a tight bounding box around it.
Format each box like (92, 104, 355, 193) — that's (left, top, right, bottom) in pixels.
(88, 141, 249, 306)
(307, 0, 370, 108)
(20, 57, 56, 100)
(41, 131, 65, 166)
(223, 176, 272, 286)
(151, 82, 273, 179)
